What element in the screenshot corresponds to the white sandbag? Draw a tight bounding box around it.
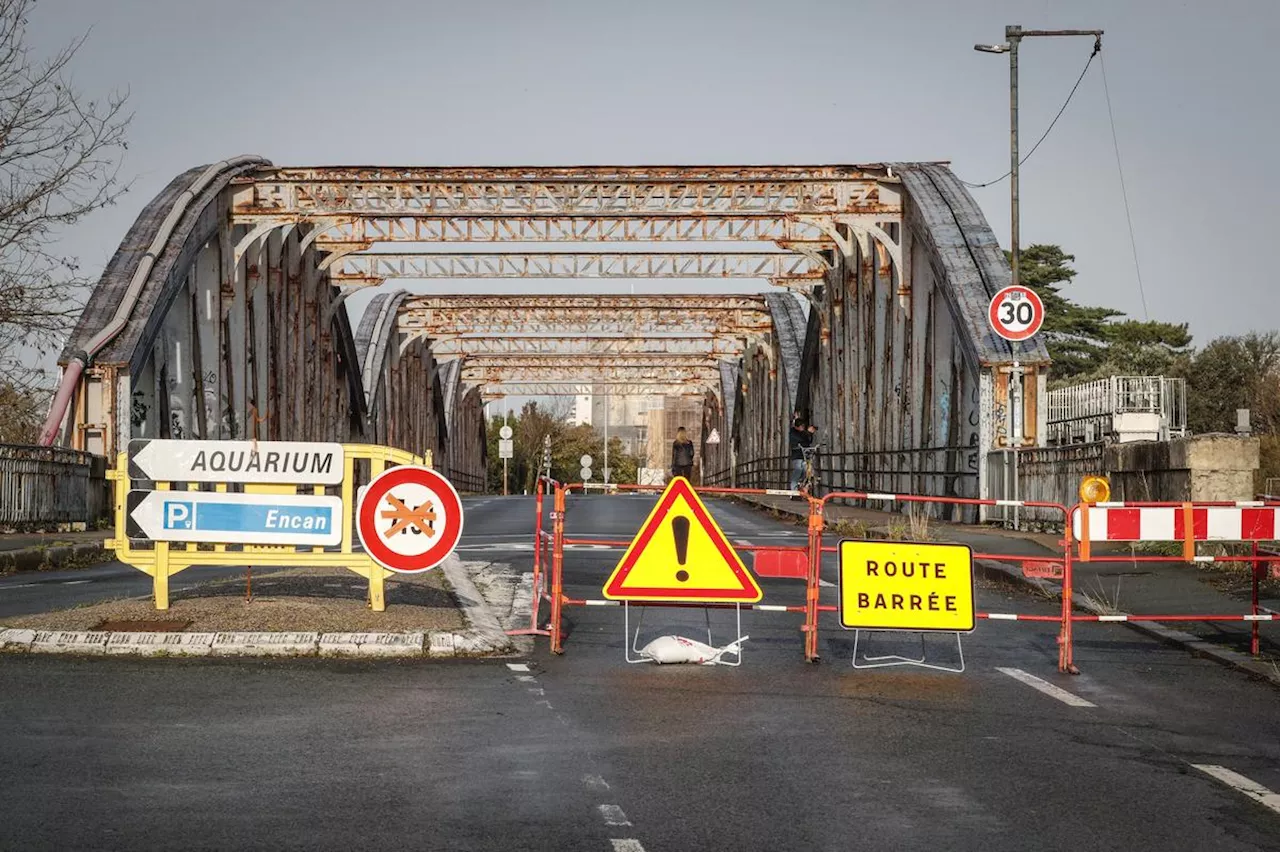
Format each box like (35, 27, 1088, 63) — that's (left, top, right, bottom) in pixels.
(638, 634, 748, 665)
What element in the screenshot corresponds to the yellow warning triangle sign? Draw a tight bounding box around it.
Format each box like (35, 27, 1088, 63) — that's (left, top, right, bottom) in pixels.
(603, 477, 763, 603)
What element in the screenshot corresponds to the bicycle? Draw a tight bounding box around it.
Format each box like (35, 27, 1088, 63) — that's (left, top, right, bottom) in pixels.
(796, 443, 822, 497)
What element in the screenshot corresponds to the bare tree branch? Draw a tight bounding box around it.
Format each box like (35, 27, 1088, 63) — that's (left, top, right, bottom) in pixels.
(0, 0, 132, 401)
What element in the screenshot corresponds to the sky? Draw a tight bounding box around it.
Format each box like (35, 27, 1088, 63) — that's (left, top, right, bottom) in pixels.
(25, 0, 1280, 351)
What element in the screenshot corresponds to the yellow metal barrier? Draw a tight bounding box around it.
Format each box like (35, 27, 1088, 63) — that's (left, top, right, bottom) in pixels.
(106, 443, 429, 611)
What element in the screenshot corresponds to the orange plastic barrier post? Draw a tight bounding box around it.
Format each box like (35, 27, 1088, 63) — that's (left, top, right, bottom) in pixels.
(805, 497, 823, 662)
(550, 485, 567, 654)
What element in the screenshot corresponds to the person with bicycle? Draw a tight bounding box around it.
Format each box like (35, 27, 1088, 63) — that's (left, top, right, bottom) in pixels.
(788, 412, 817, 492)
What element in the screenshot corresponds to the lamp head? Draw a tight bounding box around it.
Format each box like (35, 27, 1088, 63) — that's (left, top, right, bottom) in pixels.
(974, 43, 1011, 54)
(1079, 475, 1111, 505)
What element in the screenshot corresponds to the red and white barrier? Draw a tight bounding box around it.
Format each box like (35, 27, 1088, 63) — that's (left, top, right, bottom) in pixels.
(1072, 504, 1280, 542)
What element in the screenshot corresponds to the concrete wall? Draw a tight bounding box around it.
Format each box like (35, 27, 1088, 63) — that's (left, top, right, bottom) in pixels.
(1106, 434, 1260, 503)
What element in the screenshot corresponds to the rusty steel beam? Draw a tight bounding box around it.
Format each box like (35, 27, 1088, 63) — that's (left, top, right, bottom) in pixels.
(399, 295, 772, 338)
(332, 251, 824, 284)
(246, 165, 890, 182)
(427, 336, 747, 358)
(231, 165, 900, 218)
(284, 216, 834, 245)
(459, 361, 722, 384)
(478, 381, 706, 397)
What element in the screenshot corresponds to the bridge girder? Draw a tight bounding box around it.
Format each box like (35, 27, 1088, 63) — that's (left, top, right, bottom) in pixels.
(281, 215, 836, 246)
(231, 165, 902, 218)
(427, 336, 747, 358)
(458, 358, 722, 387)
(399, 295, 772, 338)
(331, 251, 826, 285)
(479, 382, 706, 398)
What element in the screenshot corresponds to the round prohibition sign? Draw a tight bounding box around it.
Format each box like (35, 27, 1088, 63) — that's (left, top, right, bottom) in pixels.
(357, 466, 463, 573)
(988, 285, 1045, 341)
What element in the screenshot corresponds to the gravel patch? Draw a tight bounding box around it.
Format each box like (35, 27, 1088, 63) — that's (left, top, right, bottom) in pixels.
(1, 566, 466, 633)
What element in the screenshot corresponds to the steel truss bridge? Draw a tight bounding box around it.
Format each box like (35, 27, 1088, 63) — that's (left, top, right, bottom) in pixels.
(50, 159, 1048, 506)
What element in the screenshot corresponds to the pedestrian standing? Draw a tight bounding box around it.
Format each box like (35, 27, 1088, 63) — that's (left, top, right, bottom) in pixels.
(671, 426, 695, 482)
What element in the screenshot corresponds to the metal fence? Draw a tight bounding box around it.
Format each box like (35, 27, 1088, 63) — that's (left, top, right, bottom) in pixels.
(447, 467, 486, 494)
(986, 442, 1106, 529)
(0, 444, 109, 528)
(1046, 376, 1187, 445)
(702, 446, 978, 501)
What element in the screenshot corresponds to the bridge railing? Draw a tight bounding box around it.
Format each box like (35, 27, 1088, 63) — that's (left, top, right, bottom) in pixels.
(986, 443, 1106, 530)
(703, 447, 977, 509)
(447, 468, 486, 494)
(0, 443, 109, 528)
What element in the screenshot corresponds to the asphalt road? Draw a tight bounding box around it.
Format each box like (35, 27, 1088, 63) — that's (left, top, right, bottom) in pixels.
(2, 493, 1279, 852)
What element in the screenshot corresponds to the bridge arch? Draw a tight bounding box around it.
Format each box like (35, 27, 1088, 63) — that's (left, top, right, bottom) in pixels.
(47, 159, 1047, 505)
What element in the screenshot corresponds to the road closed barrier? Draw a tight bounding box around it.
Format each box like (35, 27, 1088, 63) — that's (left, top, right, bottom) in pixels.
(107, 439, 459, 611)
(1073, 500, 1280, 657)
(526, 481, 1081, 671)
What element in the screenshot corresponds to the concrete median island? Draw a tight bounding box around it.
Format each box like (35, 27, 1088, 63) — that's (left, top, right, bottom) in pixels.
(0, 557, 516, 659)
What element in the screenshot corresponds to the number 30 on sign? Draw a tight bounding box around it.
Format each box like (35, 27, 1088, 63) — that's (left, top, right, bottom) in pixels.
(988, 285, 1044, 341)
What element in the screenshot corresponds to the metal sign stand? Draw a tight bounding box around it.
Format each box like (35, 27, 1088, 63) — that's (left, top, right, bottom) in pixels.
(851, 630, 966, 674)
(623, 602, 746, 667)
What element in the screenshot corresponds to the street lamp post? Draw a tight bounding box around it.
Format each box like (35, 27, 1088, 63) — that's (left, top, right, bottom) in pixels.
(975, 26, 1103, 292)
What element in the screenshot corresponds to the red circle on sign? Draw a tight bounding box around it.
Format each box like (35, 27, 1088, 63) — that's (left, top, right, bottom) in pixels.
(988, 285, 1045, 341)
(357, 466, 463, 573)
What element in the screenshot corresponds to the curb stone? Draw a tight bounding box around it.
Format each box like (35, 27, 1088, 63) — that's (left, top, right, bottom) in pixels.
(210, 632, 320, 656)
(442, 555, 516, 655)
(319, 632, 426, 657)
(30, 630, 110, 654)
(975, 559, 1280, 688)
(0, 543, 114, 575)
(0, 628, 36, 650)
(106, 632, 216, 656)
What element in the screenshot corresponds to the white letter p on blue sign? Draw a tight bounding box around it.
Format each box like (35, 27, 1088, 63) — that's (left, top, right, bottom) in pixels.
(164, 501, 193, 530)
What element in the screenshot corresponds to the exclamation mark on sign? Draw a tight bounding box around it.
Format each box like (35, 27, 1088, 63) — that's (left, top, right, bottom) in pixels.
(672, 516, 690, 582)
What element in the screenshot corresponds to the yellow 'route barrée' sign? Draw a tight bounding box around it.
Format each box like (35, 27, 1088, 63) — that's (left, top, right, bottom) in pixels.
(838, 540, 975, 633)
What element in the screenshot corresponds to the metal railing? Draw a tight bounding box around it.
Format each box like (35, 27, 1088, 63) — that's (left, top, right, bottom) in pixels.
(1046, 376, 1187, 445)
(702, 446, 977, 500)
(987, 443, 1106, 529)
(0, 444, 109, 527)
(448, 468, 486, 494)
(816, 446, 977, 498)
(700, 455, 791, 490)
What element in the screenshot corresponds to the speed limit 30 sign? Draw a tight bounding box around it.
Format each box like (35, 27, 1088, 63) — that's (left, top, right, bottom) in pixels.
(988, 285, 1045, 341)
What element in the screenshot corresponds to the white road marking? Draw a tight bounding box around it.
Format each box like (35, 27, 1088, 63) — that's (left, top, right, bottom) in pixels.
(516, 675, 537, 683)
(506, 663, 530, 672)
(1192, 765, 1280, 815)
(583, 774, 611, 792)
(3, 583, 38, 589)
(995, 667, 1097, 708)
(611, 841, 646, 852)
(598, 804, 631, 826)
(818, 578, 835, 587)
(60, 580, 92, 586)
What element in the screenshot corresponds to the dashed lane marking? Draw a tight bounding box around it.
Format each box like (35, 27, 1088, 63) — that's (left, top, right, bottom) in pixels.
(610, 841, 646, 852)
(996, 667, 1097, 708)
(1192, 765, 1280, 816)
(506, 663, 530, 672)
(584, 774, 611, 792)
(60, 580, 93, 586)
(3, 583, 39, 589)
(598, 805, 631, 826)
